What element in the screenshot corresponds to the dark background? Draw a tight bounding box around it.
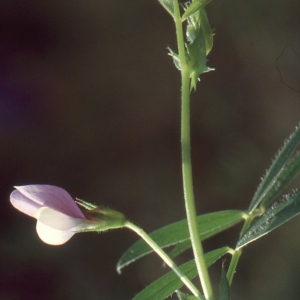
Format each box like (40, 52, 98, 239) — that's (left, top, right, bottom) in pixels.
(2, 0, 300, 299)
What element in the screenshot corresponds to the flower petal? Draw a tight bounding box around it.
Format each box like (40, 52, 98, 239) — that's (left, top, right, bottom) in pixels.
(36, 221, 75, 245)
(10, 190, 42, 218)
(15, 185, 85, 219)
(36, 207, 88, 230)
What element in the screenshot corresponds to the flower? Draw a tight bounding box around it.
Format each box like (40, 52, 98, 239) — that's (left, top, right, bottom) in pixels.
(10, 185, 103, 245)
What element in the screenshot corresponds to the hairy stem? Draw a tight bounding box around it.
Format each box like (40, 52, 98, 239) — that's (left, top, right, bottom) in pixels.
(227, 211, 261, 284)
(173, 1, 215, 299)
(226, 249, 242, 286)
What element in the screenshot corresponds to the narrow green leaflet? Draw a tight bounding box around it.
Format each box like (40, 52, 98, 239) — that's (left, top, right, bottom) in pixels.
(132, 247, 230, 300)
(218, 267, 230, 300)
(168, 240, 192, 258)
(158, 0, 174, 17)
(260, 151, 300, 209)
(182, 0, 212, 21)
(248, 124, 300, 214)
(117, 210, 244, 272)
(237, 190, 300, 249)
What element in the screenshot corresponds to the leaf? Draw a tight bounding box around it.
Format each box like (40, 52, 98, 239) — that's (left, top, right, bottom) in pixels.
(182, 0, 212, 21)
(237, 190, 300, 249)
(168, 240, 192, 258)
(218, 266, 230, 300)
(158, 0, 174, 17)
(248, 124, 300, 214)
(260, 151, 300, 209)
(117, 210, 244, 272)
(132, 247, 230, 300)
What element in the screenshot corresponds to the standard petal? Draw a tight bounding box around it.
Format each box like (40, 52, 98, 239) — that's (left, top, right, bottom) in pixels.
(36, 221, 75, 245)
(10, 190, 41, 218)
(36, 207, 87, 230)
(15, 185, 85, 218)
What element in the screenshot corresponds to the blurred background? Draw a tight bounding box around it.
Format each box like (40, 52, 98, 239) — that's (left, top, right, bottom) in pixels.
(1, 0, 300, 299)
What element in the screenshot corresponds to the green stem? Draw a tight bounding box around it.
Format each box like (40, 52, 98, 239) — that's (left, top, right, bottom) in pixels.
(125, 221, 204, 300)
(173, 1, 214, 299)
(226, 249, 242, 286)
(227, 210, 262, 284)
(226, 218, 250, 285)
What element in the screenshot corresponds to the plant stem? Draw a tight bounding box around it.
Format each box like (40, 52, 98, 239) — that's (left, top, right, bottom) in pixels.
(125, 221, 204, 300)
(227, 211, 261, 284)
(226, 249, 242, 286)
(173, 1, 215, 299)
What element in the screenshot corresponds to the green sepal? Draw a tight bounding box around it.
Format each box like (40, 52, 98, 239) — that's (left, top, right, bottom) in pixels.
(76, 198, 98, 210)
(88, 207, 126, 231)
(76, 199, 127, 232)
(218, 266, 230, 300)
(237, 190, 300, 249)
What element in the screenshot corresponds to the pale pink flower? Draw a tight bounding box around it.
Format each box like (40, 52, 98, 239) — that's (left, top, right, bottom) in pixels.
(10, 185, 99, 245)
